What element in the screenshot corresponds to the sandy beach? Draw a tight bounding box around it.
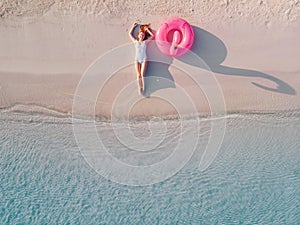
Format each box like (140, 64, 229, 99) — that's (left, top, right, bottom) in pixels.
(0, 0, 300, 117)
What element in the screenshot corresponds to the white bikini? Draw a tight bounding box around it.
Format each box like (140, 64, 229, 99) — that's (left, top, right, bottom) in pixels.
(135, 41, 147, 64)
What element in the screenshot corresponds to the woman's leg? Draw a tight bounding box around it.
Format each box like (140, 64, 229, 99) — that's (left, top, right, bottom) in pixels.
(141, 60, 148, 92)
(135, 61, 143, 94)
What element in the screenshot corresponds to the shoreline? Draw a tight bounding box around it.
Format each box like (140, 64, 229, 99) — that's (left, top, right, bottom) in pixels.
(1, 102, 300, 122)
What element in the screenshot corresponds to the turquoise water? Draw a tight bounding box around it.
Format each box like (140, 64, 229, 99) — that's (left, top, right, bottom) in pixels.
(0, 110, 299, 224)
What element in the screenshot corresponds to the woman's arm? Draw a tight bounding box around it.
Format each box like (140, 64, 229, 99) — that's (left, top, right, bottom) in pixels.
(145, 27, 154, 40)
(129, 22, 138, 41)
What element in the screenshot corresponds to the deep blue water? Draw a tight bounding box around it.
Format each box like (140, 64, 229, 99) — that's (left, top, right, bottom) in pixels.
(0, 110, 299, 224)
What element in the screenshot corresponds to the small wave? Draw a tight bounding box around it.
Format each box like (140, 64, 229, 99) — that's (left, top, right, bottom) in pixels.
(1, 103, 300, 125)
(1, 103, 70, 117)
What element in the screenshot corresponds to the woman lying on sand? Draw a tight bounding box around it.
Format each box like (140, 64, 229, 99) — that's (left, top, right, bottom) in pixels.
(129, 22, 154, 95)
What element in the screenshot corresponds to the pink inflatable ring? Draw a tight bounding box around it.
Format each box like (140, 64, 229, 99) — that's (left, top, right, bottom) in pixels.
(156, 18, 194, 57)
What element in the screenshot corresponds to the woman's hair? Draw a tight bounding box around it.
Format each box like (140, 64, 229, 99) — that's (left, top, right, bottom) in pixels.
(138, 28, 145, 35)
(138, 24, 151, 39)
(140, 24, 150, 32)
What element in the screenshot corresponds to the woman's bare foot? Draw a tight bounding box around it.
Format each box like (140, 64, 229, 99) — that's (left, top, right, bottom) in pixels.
(139, 87, 144, 95)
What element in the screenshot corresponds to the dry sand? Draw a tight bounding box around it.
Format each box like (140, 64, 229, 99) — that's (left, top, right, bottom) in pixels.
(0, 0, 300, 117)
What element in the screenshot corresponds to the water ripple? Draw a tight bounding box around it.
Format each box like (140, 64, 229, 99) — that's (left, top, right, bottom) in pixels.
(0, 111, 299, 224)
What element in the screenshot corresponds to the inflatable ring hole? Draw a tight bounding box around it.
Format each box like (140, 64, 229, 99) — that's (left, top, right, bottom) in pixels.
(167, 29, 182, 44)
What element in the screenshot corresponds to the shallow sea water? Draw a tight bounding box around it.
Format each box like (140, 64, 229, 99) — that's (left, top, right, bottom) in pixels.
(0, 110, 299, 224)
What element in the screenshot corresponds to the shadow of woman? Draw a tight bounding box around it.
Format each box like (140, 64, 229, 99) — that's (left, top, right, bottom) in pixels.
(143, 41, 175, 97)
(178, 26, 296, 95)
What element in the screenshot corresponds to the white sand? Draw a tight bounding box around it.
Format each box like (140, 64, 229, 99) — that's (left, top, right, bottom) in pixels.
(0, 0, 300, 117)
